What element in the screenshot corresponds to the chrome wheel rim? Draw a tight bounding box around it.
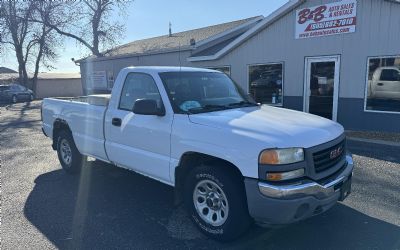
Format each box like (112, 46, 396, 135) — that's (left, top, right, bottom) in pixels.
(60, 139, 72, 166)
(193, 179, 229, 227)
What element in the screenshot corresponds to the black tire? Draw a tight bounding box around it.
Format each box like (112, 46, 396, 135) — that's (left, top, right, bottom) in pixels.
(29, 94, 34, 102)
(184, 164, 252, 241)
(56, 130, 84, 174)
(12, 95, 17, 103)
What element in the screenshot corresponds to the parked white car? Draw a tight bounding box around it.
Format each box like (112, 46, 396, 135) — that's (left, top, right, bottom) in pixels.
(369, 66, 400, 99)
(42, 66, 354, 241)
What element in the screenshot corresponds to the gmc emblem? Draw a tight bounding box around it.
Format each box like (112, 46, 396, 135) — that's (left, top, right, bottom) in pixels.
(330, 146, 343, 159)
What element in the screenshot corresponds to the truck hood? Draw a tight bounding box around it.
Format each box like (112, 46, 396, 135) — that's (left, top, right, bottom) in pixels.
(188, 106, 344, 148)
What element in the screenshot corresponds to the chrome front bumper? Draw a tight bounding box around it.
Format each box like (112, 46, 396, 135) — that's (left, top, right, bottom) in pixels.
(258, 154, 354, 199)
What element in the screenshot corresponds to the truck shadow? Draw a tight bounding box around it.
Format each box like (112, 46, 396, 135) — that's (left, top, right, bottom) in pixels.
(24, 161, 400, 250)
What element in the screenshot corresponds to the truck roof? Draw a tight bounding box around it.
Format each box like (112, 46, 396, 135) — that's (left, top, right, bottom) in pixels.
(124, 66, 220, 74)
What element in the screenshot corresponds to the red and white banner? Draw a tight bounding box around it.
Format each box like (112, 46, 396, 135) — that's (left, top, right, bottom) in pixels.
(295, 0, 357, 39)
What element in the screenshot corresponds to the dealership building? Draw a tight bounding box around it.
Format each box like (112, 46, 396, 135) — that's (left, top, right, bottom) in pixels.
(78, 0, 400, 132)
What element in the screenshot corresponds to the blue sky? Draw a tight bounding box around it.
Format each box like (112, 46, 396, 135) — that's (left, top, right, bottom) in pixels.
(1, 0, 288, 73)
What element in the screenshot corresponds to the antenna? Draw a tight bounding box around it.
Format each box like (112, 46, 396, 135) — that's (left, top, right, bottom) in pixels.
(178, 40, 182, 71)
(168, 22, 181, 71)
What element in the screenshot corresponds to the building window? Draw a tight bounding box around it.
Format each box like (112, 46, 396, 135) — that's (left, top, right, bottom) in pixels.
(107, 71, 114, 90)
(207, 66, 231, 76)
(365, 56, 400, 113)
(249, 63, 283, 105)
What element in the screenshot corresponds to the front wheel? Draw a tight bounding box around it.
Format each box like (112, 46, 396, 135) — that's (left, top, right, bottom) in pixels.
(12, 95, 17, 103)
(184, 165, 252, 241)
(56, 130, 84, 174)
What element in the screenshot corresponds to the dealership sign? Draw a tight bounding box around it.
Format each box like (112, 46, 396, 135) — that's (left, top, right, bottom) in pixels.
(295, 0, 357, 39)
(91, 71, 107, 89)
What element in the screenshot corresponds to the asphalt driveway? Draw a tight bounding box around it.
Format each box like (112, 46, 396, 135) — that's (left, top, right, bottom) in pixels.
(1, 101, 399, 249)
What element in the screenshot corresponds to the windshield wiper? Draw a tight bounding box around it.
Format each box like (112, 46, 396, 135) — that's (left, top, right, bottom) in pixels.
(188, 104, 228, 113)
(188, 102, 258, 114)
(228, 101, 258, 107)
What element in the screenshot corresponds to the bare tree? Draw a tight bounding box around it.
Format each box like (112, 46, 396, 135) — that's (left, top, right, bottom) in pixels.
(0, 1, 33, 86)
(38, 0, 132, 57)
(0, 1, 59, 93)
(31, 2, 60, 93)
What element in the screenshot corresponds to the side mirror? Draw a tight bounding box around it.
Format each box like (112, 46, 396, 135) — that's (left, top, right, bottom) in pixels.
(133, 99, 165, 116)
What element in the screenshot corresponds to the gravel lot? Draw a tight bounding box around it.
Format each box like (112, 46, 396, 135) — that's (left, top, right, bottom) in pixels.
(1, 101, 399, 250)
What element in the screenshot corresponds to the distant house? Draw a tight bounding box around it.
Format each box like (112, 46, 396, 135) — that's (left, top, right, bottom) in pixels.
(34, 73, 83, 99)
(0, 72, 82, 99)
(0, 72, 19, 85)
(0, 67, 17, 74)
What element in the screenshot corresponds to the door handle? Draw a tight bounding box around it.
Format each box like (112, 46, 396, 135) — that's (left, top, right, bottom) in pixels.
(112, 118, 122, 127)
(377, 82, 384, 86)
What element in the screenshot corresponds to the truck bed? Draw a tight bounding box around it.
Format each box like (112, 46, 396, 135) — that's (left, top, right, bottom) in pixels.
(42, 95, 110, 162)
(50, 94, 111, 106)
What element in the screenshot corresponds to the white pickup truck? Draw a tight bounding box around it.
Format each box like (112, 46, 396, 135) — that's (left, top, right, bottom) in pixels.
(42, 66, 354, 241)
(369, 66, 400, 99)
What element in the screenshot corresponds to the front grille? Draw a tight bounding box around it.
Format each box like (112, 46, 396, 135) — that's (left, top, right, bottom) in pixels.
(313, 139, 345, 173)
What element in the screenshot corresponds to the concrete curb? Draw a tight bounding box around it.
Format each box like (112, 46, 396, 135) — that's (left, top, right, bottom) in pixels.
(347, 136, 400, 147)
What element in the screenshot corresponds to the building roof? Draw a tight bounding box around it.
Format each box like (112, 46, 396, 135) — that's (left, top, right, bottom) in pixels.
(0, 72, 80, 81)
(36, 72, 81, 80)
(79, 16, 263, 62)
(0, 73, 19, 81)
(0, 67, 17, 74)
(78, 0, 308, 63)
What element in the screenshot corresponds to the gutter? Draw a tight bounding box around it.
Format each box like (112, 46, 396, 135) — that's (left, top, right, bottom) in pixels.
(193, 16, 264, 49)
(76, 46, 193, 64)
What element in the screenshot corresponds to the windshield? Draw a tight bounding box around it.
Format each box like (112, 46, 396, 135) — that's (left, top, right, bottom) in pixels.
(159, 71, 257, 114)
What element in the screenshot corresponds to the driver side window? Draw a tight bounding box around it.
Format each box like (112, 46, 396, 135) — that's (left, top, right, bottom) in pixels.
(119, 73, 162, 111)
(380, 69, 400, 81)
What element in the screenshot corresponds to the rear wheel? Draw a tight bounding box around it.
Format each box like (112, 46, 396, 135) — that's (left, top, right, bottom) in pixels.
(184, 164, 252, 241)
(29, 94, 34, 102)
(56, 130, 84, 174)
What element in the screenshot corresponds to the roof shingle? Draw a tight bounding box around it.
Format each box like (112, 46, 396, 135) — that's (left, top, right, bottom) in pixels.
(104, 16, 262, 57)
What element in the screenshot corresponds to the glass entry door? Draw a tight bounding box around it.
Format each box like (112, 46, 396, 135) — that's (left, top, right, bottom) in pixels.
(304, 56, 340, 121)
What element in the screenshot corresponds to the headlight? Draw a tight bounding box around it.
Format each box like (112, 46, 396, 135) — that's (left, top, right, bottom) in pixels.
(259, 148, 304, 165)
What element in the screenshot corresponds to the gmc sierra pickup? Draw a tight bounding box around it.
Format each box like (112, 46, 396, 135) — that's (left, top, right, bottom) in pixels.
(42, 66, 354, 241)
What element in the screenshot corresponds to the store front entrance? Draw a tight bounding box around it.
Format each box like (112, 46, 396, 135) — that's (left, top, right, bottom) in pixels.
(304, 56, 340, 121)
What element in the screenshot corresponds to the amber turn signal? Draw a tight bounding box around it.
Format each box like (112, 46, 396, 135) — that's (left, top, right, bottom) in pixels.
(266, 169, 305, 181)
(259, 150, 279, 164)
(266, 173, 283, 181)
